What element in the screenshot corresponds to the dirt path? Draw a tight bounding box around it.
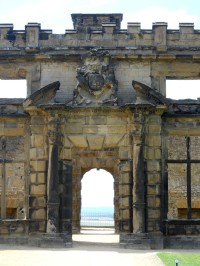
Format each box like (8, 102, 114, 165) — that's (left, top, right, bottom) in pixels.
(0, 243, 164, 266)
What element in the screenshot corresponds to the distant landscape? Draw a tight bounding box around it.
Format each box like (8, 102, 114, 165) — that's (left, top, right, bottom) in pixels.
(81, 206, 114, 227)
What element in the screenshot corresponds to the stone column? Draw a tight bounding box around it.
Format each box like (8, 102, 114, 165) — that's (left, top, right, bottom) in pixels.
(1, 137, 6, 219)
(132, 112, 145, 234)
(46, 114, 61, 233)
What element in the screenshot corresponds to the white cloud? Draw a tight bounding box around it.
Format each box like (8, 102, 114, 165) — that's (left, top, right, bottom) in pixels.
(122, 7, 200, 29)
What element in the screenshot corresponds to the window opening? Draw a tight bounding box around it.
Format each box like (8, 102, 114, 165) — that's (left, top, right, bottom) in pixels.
(0, 80, 27, 98)
(167, 136, 200, 219)
(166, 80, 200, 100)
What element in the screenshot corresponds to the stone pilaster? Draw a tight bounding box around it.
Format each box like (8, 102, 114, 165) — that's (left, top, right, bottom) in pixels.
(1, 137, 6, 219)
(28, 110, 48, 233)
(46, 114, 62, 233)
(144, 110, 163, 234)
(132, 112, 146, 234)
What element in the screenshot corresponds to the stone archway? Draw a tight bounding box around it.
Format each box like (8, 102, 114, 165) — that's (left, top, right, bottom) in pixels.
(71, 149, 120, 233)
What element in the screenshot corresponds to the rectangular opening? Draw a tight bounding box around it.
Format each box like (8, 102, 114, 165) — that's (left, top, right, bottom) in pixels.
(0, 79, 27, 98)
(178, 208, 200, 219)
(6, 208, 17, 219)
(166, 80, 200, 100)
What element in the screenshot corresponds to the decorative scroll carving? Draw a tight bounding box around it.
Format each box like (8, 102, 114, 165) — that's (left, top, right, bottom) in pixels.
(132, 80, 169, 106)
(23, 81, 60, 108)
(71, 49, 118, 106)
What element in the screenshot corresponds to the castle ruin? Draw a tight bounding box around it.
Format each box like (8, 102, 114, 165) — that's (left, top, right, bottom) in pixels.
(0, 13, 200, 248)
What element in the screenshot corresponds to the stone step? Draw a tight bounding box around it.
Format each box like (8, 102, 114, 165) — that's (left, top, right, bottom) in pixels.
(120, 233, 151, 249)
(40, 233, 72, 248)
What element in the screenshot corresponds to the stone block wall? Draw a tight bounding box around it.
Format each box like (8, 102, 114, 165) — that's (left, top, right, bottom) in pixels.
(59, 109, 133, 233)
(163, 116, 200, 233)
(28, 112, 48, 234)
(0, 116, 29, 234)
(144, 113, 162, 233)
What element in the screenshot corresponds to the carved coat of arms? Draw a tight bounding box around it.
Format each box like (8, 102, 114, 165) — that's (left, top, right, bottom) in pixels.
(72, 49, 118, 106)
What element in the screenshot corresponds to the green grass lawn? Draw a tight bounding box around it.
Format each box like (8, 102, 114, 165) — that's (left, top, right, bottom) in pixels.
(157, 252, 200, 266)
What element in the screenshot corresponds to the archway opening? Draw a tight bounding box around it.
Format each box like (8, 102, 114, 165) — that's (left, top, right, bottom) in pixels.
(81, 168, 114, 231)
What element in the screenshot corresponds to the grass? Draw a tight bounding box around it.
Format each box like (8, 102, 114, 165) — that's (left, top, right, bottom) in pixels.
(157, 252, 200, 266)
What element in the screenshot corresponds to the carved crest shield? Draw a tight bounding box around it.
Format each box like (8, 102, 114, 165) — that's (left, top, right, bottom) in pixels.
(71, 49, 118, 106)
(88, 73, 104, 91)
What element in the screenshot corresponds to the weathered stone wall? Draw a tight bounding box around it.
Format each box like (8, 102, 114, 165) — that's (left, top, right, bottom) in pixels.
(1, 13, 200, 248)
(164, 117, 200, 221)
(59, 109, 133, 233)
(144, 112, 163, 233)
(0, 116, 29, 234)
(28, 110, 48, 233)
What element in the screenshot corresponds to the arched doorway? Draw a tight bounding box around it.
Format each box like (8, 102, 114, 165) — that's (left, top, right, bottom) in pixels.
(81, 168, 114, 230)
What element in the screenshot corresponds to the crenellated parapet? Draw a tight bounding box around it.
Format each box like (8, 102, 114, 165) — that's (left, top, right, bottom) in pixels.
(0, 14, 200, 55)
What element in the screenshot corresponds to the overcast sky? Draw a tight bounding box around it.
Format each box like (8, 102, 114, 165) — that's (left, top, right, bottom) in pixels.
(0, 0, 200, 32)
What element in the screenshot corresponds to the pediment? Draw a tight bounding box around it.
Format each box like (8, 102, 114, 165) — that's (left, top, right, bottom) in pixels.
(23, 81, 60, 108)
(132, 80, 169, 106)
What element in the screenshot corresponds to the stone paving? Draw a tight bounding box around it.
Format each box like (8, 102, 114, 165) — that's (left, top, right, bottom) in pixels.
(0, 229, 165, 266)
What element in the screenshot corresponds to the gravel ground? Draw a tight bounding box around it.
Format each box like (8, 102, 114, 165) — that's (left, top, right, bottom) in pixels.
(0, 243, 165, 266)
(0, 229, 165, 266)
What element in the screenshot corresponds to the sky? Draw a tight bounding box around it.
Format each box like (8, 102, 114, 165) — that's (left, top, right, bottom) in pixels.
(81, 169, 114, 208)
(0, 0, 200, 32)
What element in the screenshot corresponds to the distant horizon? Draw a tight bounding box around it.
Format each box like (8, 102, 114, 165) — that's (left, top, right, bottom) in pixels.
(81, 206, 114, 210)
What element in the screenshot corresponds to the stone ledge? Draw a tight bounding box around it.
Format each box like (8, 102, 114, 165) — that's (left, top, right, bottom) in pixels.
(0, 234, 72, 248)
(120, 232, 164, 249)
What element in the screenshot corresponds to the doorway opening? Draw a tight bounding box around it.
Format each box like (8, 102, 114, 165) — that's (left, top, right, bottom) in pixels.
(73, 168, 119, 244)
(81, 168, 114, 229)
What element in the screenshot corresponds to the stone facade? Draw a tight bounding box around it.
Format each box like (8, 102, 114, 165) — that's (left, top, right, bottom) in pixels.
(0, 13, 200, 248)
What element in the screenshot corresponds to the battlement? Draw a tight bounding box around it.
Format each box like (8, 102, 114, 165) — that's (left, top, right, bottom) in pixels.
(71, 13, 123, 30)
(0, 13, 200, 54)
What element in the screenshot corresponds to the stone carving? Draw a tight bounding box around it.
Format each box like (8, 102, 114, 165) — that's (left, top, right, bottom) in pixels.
(72, 49, 118, 106)
(47, 218, 57, 233)
(132, 80, 169, 106)
(23, 81, 60, 108)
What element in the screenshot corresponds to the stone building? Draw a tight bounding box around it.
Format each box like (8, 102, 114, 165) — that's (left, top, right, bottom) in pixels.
(0, 13, 200, 248)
